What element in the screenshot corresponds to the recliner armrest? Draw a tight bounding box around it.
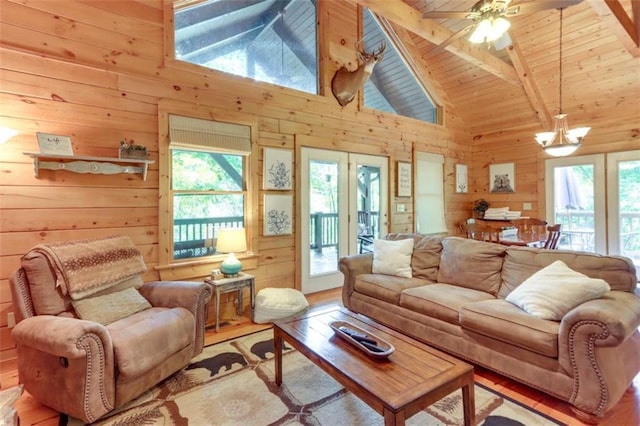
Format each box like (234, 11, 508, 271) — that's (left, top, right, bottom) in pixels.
(12, 315, 113, 358)
(139, 281, 212, 356)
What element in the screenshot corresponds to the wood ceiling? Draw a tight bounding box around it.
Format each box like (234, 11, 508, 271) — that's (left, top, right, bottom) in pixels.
(353, 0, 640, 139)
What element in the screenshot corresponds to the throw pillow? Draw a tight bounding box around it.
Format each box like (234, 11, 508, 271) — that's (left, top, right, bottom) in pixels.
(505, 260, 610, 320)
(72, 287, 152, 325)
(372, 238, 414, 278)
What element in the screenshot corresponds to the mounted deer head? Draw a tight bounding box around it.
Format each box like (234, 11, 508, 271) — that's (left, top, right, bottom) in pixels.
(331, 40, 386, 107)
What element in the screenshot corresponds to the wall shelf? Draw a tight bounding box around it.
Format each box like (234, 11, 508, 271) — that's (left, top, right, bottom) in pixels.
(23, 152, 155, 181)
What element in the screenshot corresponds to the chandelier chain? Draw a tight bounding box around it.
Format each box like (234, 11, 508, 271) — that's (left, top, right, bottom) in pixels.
(559, 8, 564, 114)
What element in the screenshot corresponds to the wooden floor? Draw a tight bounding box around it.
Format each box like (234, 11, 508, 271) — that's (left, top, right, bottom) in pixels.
(4, 288, 639, 426)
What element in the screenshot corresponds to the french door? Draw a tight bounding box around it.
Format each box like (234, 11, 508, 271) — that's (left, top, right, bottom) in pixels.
(545, 150, 640, 267)
(300, 148, 388, 294)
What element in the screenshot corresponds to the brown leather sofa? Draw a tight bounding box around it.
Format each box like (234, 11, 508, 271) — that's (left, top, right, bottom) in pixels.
(339, 234, 640, 421)
(9, 237, 212, 423)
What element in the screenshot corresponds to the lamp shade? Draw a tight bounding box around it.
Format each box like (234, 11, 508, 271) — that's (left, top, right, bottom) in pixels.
(216, 228, 247, 253)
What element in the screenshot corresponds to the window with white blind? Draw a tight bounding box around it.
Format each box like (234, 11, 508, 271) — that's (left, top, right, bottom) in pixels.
(168, 114, 251, 261)
(414, 152, 447, 234)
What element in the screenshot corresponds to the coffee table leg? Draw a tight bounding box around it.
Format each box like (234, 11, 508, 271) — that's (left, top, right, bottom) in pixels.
(274, 329, 283, 386)
(383, 408, 405, 426)
(461, 376, 476, 426)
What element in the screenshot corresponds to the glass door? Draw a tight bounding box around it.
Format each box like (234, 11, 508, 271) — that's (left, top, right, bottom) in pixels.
(301, 148, 348, 294)
(546, 150, 639, 267)
(607, 150, 640, 268)
(300, 149, 388, 294)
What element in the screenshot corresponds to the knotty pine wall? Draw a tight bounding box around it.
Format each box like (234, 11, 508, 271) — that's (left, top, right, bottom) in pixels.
(0, 0, 472, 374)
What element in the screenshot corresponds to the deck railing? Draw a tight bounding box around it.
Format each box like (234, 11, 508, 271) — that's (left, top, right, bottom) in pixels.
(174, 211, 380, 258)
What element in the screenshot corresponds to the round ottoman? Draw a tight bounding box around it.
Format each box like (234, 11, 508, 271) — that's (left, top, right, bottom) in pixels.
(254, 288, 309, 324)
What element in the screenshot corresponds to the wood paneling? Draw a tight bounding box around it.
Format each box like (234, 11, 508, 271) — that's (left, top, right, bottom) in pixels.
(0, 0, 470, 369)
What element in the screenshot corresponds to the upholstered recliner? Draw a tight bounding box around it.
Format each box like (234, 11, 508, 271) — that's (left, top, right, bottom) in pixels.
(9, 236, 212, 423)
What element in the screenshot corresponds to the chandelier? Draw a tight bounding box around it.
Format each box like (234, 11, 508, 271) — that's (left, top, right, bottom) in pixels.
(535, 8, 590, 157)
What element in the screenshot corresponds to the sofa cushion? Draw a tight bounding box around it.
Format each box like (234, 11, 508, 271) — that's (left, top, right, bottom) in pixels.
(372, 238, 414, 278)
(437, 237, 507, 296)
(505, 260, 610, 320)
(411, 236, 443, 281)
(500, 247, 637, 298)
(355, 274, 429, 305)
(107, 307, 194, 379)
(72, 287, 152, 325)
(460, 299, 560, 358)
(400, 283, 495, 325)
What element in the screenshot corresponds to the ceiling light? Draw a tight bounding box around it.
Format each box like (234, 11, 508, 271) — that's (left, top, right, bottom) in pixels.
(469, 16, 511, 43)
(535, 8, 589, 157)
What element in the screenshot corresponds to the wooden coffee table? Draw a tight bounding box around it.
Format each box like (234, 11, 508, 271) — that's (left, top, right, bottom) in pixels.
(273, 306, 475, 426)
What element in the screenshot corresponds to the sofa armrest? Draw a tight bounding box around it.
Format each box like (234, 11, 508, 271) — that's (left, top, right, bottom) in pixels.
(338, 254, 373, 309)
(12, 316, 115, 423)
(139, 281, 212, 356)
(558, 291, 640, 416)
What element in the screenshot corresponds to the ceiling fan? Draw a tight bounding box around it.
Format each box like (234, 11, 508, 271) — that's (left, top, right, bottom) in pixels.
(423, 0, 582, 50)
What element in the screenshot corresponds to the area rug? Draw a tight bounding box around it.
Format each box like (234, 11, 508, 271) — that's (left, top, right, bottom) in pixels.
(63, 330, 565, 425)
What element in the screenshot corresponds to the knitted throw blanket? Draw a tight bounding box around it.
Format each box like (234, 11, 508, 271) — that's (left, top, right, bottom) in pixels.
(28, 235, 147, 300)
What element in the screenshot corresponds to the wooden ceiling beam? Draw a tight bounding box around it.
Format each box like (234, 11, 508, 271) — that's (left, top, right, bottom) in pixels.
(351, 0, 521, 85)
(585, 0, 640, 57)
(505, 35, 554, 130)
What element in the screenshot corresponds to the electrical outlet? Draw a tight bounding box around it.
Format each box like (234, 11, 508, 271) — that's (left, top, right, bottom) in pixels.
(7, 312, 15, 328)
(397, 204, 406, 212)
(523, 202, 532, 210)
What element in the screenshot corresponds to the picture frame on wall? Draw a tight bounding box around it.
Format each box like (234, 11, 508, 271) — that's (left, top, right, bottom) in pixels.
(36, 132, 74, 156)
(396, 161, 412, 197)
(264, 194, 292, 235)
(456, 164, 468, 193)
(263, 147, 292, 190)
(489, 162, 515, 193)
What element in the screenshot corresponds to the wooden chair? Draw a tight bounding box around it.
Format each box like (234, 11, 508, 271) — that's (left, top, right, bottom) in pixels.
(511, 218, 548, 237)
(460, 221, 500, 243)
(543, 224, 562, 249)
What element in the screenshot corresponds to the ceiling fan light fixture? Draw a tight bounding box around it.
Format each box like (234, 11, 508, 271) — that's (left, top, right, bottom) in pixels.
(468, 16, 511, 43)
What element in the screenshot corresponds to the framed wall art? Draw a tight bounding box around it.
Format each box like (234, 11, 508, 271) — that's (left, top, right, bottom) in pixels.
(36, 132, 74, 156)
(264, 194, 292, 236)
(263, 147, 292, 190)
(455, 164, 468, 193)
(396, 161, 412, 197)
(489, 162, 515, 193)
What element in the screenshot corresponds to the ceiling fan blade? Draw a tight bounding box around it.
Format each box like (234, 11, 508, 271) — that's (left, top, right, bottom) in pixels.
(513, 0, 582, 14)
(428, 23, 476, 54)
(422, 10, 472, 19)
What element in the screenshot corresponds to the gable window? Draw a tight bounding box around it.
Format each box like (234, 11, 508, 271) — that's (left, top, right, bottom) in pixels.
(169, 114, 251, 261)
(173, 0, 318, 94)
(362, 8, 439, 124)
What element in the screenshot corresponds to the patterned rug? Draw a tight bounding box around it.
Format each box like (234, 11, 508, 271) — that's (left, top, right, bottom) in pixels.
(64, 329, 565, 425)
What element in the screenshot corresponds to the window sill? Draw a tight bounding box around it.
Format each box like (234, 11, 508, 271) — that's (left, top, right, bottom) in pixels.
(155, 253, 259, 281)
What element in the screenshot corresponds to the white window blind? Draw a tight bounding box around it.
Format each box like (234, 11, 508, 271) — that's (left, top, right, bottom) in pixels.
(415, 152, 447, 234)
(169, 114, 251, 155)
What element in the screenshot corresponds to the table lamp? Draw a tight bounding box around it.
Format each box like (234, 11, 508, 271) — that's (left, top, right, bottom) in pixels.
(216, 228, 247, 277)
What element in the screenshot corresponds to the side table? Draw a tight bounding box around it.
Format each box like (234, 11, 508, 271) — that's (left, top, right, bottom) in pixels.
(204, 272, 255, 332)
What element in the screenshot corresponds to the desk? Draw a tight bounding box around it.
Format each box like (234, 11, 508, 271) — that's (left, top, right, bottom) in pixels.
(205, 272, 255, 332)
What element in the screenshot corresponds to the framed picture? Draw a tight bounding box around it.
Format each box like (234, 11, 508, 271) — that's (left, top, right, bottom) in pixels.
(36, 132, 74, 156)
(396, 161, 412, 197)
(456, 164, 468, 193)
(263, 148, 292, 190)
(264, 194, 292, 235)
(489, 162, 515, 193)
